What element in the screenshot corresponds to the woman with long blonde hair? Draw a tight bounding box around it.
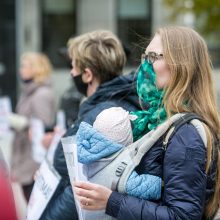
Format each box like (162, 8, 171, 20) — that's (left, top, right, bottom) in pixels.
(74, 26, 220, 220)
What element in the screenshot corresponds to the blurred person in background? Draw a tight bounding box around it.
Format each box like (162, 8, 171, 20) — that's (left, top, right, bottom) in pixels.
(10, 52, 56, 202)
(40, 30, 141, 220)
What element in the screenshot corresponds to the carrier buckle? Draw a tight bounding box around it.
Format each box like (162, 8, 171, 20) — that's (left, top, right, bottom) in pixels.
(115, 162, 127, 177)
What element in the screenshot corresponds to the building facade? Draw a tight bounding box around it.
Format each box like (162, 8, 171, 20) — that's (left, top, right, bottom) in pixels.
(16, 0, 165, 68)
(0, 0, 186, 107)
(0, 0, 16, 108)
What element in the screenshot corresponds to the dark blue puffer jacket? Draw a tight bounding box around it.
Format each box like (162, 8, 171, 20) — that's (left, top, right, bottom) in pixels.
(40, 72, 141, 220)
(106, 122, 217, 220)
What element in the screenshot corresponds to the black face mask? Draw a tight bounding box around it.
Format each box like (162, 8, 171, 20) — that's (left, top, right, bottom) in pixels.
(72, 74, 88, 96)
(22, 78, 33, 84)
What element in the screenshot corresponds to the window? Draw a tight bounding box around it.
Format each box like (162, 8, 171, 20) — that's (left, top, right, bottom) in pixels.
(41, 0, 76, 68)
(117, 0, 152, 66)
(0, 0, 16, 108)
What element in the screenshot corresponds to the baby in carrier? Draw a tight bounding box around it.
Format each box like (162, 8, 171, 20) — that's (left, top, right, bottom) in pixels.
(76, 107, 161, 200)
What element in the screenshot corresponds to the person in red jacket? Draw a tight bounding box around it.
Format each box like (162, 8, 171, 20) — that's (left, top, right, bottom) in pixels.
(0, 150, 17, 220)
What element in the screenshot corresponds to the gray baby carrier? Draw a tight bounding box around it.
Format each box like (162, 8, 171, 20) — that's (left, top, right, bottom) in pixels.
(80, 113, 207, 220)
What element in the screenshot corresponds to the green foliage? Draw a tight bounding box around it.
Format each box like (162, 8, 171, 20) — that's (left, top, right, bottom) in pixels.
(163, 0, 220, 35)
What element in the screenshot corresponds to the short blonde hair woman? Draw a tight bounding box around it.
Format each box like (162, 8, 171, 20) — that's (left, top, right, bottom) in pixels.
(68, 30, 126, 84)
(11, 52, 56, 202)
(20, 52, 52, 84)
(74, 26, 220, 220)
(40, 30, 142, 219)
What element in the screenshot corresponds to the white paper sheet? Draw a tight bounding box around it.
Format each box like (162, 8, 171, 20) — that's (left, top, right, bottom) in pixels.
(26, 160, 61, 220)
(0, 96, 12, 137)
(30, 118, 47, 163)
(61, 136, 88, 220)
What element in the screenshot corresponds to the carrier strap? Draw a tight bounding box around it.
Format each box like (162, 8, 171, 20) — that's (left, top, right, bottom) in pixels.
(117, 113, 207, 193)
(163, 113, 207, 150)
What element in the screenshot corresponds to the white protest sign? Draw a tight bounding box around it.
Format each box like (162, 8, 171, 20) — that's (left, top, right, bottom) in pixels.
(61, 136, 76, 183)
(73, 139, 88, 183)
(26, 160, 61, 220)
(61, 136, 87, 220)
(56, 110, 66, 131)
(0, 96, 12, 136)
(30, 118, 46, 163)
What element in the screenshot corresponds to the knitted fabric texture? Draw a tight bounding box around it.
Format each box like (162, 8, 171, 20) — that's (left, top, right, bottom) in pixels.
(131, 60, 167, 141)
(93, 107, 133, 147)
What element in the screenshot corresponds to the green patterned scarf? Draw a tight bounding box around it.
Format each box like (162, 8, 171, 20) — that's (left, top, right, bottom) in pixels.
(131, 60, 167, 141)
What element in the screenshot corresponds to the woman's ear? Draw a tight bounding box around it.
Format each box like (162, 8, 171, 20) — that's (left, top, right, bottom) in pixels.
(83, 68, 94, 84)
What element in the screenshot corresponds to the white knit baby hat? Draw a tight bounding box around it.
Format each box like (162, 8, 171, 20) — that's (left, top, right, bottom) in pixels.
(93, 107, 133, 146)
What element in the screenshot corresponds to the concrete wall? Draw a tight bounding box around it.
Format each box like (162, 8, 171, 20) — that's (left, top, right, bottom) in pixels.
(16, 0, 41, 95)
(16, 0, 41, 55)
(77, 0, 117, 34)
